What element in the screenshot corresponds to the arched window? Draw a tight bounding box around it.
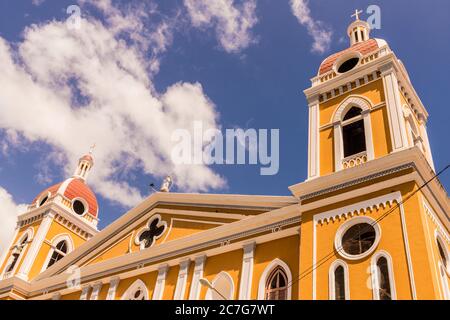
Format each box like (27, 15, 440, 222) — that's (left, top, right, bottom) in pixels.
(205, 272, 234, 300)
(436, 234, 450, 300)
(2, 229, 33, 279)
(265, 267, 288, 300)
(371, 252, 396, 300)
(333, 96, 374, 171)
(41, 235, 73, 272)
(329, 260, 349, 300)
(258, 259, 293, 300)
(47, 240, 68, 268)
(376, 257, 392, 300)
(342, 107, 366, 158)
(121, 279, 149, 300)
(437, 237, 448, 270)
(5, 234, 29, 274)
(334, 266, 345, 300)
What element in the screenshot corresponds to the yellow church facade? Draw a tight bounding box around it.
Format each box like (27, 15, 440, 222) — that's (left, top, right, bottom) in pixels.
(0, 16, 448, 301)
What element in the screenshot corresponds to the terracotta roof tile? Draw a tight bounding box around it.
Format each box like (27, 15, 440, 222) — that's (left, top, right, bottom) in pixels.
(319, 39, 379, 75)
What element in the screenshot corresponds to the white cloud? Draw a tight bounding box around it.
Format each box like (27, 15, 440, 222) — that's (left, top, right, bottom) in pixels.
(290, 0, 332, 54)
(32, 0, 45, 6)
(0, 187, 27, 255)
(183, 0, 258, 53)
(0, 2, 226, 209)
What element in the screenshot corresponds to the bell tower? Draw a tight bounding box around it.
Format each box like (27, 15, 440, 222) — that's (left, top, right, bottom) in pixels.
(304, 11, 434, 180)
(0, 152, 99, 282)
(292, 11, 449, 300)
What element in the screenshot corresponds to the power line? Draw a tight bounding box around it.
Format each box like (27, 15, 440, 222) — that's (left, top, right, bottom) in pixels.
(286, 164, 450, 291)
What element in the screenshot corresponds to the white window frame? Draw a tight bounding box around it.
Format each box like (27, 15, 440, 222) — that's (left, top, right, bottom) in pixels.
(435, 231, 450, 275)
(41, 234, 74, 272)
(334, 216, 381, 261)
(121, 279, 149, 300)
(328, 259, 350, 300)
(257, 258, 292, 300)
(332, 96, 374, 171)
(435, 231, 450, 299)
(1, 228, 33, 279)
(438, 261, 450, 300)
(371, 251, 397, 300)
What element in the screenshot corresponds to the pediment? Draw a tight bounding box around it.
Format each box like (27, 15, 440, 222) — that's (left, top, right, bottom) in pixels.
(35, 192, 296, 280)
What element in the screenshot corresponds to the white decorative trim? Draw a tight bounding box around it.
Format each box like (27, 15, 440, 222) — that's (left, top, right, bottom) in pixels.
(334, 216, 381, 261)
(308, 96, 320, 179)
(380, 63, 409, 151)
(174, 259, 190, 300)
(435, 231, 450, 275)
(423, 202, 450, 245)
(315, 193, 397, 225)
(106, 277, 120, 300)
(370, 250, 397, 300)
(257, 258, 292, 300)
(135, 214, 168, 250)
(90, 282, 102, 300)
(40, 234, 74, 272)
(56, 178, 74, 196)
(328, 259, 350, 300)
(206, 271, 235, 300)
(238, 242, 255, 300)
(51, 292, 62, 300)
(0, 226, 19, 273)
(17, 213, 54, 281)
(313, 192, 416, 300)
(0, 228, 34, 280)
(188, 255, 206, 300)
(121, 279, 148, 300)
(438, 261, 450, 300)
(152, 264, 168, 300)
(79, 285, 91, 300)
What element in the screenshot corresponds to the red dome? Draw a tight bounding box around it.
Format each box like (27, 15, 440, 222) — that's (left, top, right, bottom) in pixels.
(318, 39, 380, 75)
(33, 178, 98, 218)
(80, 154, 94, 163)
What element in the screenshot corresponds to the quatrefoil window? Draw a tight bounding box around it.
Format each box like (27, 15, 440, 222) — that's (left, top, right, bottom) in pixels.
(135, 215, 167, 250)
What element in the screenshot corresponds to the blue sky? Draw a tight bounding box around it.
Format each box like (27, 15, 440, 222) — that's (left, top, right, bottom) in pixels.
(0, 0, 449, 236)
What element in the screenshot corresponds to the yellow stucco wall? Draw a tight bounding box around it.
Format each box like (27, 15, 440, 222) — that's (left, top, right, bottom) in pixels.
(27, 220, 87, 280)
(319, 79, 385, 126)
(318, 79, 390, 176)
(299, 182, 439, 300)
(87, 213, 224, 266)
(200, 250, 242, 300)
(251, 236, 300, 299)
(418, 194, 450, 300)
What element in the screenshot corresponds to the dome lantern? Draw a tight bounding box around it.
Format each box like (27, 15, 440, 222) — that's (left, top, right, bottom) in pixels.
(73, 145, 95, 181)
(347, 9, 371, 46)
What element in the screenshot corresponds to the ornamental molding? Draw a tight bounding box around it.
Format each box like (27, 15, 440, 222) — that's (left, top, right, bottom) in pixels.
(300, 162, 415, 201)
(423, 201, 450, 245)
(314, 192, 400, 225)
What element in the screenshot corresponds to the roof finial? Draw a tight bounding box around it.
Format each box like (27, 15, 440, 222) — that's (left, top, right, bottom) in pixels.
(351, 9, 363, 21)
(89, 143, 96, 155)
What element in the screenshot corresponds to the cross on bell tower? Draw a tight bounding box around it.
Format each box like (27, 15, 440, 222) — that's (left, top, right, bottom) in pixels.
(351, 9, 363, 21)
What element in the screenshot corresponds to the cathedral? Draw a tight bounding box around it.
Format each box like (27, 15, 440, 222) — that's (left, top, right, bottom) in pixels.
(0, 15, 449, 301)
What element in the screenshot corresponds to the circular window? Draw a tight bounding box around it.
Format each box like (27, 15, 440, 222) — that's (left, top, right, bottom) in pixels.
(72, 199, 86, 215)
(337, 57, 360, 73)
(335, 217, 380, 260)
(38, 192, 50, 207)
